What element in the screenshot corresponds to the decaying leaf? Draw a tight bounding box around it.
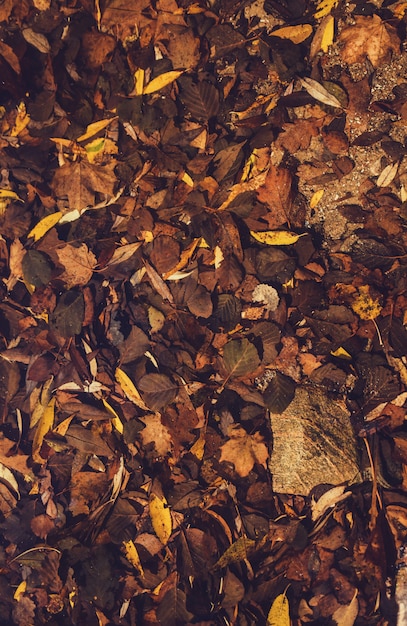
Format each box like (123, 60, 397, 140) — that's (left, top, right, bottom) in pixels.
(56, 243, 97, 288)
(351, 285, 382, 320)
(214, 536, 256, 569)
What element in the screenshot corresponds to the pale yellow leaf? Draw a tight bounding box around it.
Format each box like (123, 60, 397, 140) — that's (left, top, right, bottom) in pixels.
(115, 367, 149, 411)
(311, 485, 350, 521)
(148, 305, 165, 332)
(333, 590, 358, 626)
(0, 461, 20, 498)
(32, 397, 55, 465)
(76, 117, 118, 142)
(299, 77, 343, 108)
(376, 161, 399, 188)
(267, 593, 290, 626)
(27, 212, 62, 242)
(315, 0, 339, 19)
(250, 230, 305, 246)
(150, 492, 172, 545)
(143, 70, 184, 94)
(272, 24, 313, 44)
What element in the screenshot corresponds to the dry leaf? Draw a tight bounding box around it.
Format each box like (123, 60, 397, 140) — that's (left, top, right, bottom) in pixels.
(219, 426, 268, 477)
(56, 243, 97, 288)
(267, 593, 290, 626)
(338, 15, 400, 68)
(139, 413, 173, 458)
(149, 492, 172, 545)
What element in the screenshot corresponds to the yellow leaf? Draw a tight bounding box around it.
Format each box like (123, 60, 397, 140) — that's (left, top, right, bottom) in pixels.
(181, 171, 194, 187)
(133, 68, 145, 96)
(272, 24, 313, 44)
(115, 367, 149, 411)
(14, 580, 27, 601)
(351, 285, 382, 321)
(76, 117, 118, 142)
(267, 593, 290, 626)
(321, 15, 334, 51)
(32, 397, 55, 465)
(190, 431, 206, 460)
(162, 238, 201, 280)
(331, 347, 352, 360)
(143, 70, 184, 94)
(122, 539, 144, 576)
(102, 398, 123, 434)
(315, 0, 339, 19)
(11, 101, 30, 137)
(27, 212, 62, 242)
(0, 189, 23, 201)
(310, 189, 324, 209)
(250, 230, 305, 246)
(150, 492, 172, 544)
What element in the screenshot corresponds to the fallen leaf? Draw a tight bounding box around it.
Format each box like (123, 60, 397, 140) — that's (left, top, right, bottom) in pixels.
(338, 15, 400, 68)
(219, 426, 268, 477)
(333, 590, 358, 626)
(149, 492, 172, 545)
(56, 243, 97, 288)
(139, 413, 173, 457)
(143, 70, 184, 94)
(267, 593, 290, 626)
(272, 24, 313, 44)
(250, 230, 305, 246)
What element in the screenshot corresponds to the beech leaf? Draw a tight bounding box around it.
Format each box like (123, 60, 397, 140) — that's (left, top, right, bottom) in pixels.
(267, 593, 290, 626)
(223, 338, 260, 378)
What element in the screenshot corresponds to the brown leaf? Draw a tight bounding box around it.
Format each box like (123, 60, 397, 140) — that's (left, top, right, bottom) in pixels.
(139, 413, 173, 457)
(338, 15, 400, 68)
(219, 426, 268, 477)
(52, 160, 117, 213)
(256, 164, 293, 228)
(56, 243, 97, 287)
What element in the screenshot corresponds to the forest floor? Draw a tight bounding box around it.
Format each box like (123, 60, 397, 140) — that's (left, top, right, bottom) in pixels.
(1, 0, 407, 624)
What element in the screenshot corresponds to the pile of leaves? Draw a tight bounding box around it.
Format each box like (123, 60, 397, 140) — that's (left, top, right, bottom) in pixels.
(1, 0, 407, 623)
